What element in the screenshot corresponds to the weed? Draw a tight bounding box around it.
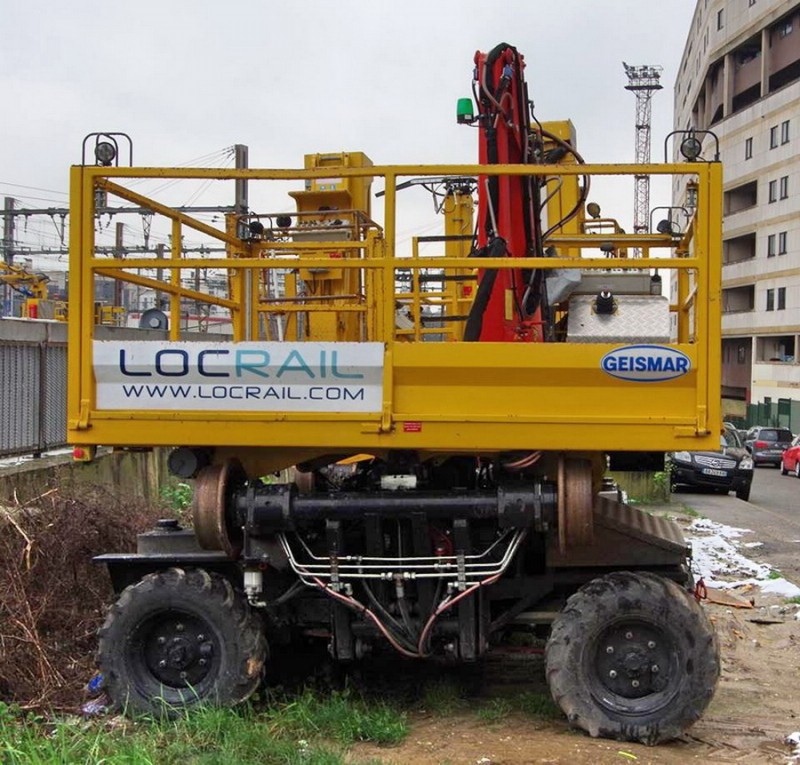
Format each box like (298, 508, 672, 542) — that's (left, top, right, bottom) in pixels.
(652, 470, 670, 497)
(0, 487, 164, 707)
(419, 678, 464, 714)
(784, 595, 800, 605)
(767, 570, 782, 580)
(476, 698, 512, 724)
(613, 470, 671, 504)
(160, 481, 193, 512)
(0, 701, 371, 765)
(266, 689, 407, 746)
(511, 690, 562, 720)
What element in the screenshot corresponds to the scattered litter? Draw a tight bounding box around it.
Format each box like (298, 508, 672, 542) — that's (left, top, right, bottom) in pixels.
(747, 616, 785, 625)
(86, 673, 105, 695)
(617, 751, 638, 760)
(686, 519, 800, 597)
(760, 577, 800, 598)
(81, 692, 110, 717)
(704, 587, 753, 608)
(786, 731, 800, 761)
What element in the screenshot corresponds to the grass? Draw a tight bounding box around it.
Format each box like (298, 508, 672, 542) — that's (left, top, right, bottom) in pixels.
(784, 595, 800, 604)
(475, 698, 512, 724)
(0, 690, 407, 765)
(677, 503, 703, 519)
(266, 689, 407, 745)
(509, 691, 562, 720)
(767, 570, 782, 580)
(473, 690, 562, 725)
(419, 678, 464, 714)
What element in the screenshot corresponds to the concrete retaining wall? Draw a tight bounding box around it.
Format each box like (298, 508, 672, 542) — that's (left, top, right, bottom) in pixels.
(0, 449, 170, 506)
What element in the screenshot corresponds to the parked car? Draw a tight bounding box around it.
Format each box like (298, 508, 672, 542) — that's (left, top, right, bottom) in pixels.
(780, 435, 800, 478)
(723, 421, 750, 444)
(670, 428, 754, 501)
(744, 427, 795, 467)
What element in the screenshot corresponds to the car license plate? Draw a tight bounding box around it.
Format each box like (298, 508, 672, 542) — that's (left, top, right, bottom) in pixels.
(702, 468, 728, 477)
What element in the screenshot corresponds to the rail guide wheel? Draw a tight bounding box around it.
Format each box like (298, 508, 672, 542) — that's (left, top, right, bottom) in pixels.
(557, 456, 594, 552)
(194, 459, 247, 558)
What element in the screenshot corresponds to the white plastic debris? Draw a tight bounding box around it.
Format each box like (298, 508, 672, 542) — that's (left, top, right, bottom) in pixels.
(686, 518, 800, 596)
(786, 731, 800, 761)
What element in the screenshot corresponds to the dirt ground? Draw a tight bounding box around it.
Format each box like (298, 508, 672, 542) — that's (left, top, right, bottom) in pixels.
(349, 598, 799, 764)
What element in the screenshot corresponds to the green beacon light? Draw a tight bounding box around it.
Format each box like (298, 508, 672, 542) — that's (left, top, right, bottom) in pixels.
(456, 97, 475, 124)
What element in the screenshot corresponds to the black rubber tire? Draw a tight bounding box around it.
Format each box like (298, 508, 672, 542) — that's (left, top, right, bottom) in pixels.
(545, 571, 719, 745)
(97, 568, 266, 717)
(735, 485, 751, 501)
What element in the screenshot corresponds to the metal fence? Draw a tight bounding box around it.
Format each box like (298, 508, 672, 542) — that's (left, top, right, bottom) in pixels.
(0, 319, 68, 457)
(746, 398, 800, 433)
(725, 398, 800, 434)
(0, 321, 228, 458)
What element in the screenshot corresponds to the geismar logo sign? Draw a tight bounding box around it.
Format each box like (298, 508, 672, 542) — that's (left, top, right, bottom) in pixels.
(601, 345, 691, 383)
(93, 341, 384, 412)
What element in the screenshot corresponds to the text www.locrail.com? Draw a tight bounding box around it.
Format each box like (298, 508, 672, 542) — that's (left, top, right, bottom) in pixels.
(120, 384, 366, 401)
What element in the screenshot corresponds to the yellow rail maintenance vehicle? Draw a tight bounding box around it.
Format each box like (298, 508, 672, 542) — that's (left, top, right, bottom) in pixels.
(71, 44, 723, 744)
(0, 261, 66, 320)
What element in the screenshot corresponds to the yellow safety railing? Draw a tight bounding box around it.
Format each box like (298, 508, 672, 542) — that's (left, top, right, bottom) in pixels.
(68, 161, 721, 457)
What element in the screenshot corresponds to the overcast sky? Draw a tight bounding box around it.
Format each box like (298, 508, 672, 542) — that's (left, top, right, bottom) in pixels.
(1, 0, 697, 268)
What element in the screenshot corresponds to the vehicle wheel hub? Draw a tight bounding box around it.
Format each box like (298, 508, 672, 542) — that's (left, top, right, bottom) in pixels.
(143, 615, 216, 687)
(595, 623, 672, 698)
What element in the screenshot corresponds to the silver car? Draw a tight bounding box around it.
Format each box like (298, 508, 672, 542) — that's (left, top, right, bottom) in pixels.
(744, 427, 795, 467)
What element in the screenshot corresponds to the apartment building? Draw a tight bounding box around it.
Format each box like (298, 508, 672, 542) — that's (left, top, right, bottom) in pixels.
(674, 0, 800, 424)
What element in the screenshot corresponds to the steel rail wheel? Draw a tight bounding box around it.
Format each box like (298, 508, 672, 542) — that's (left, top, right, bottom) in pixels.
(194, 459, 246, 558)
(557, 456, 594, 550)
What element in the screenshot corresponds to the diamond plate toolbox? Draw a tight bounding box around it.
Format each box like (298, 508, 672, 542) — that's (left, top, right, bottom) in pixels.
(566, 294, 671, 343)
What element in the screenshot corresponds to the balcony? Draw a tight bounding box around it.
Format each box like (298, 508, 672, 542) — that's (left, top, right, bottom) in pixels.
(722, 284, 755, 313)
(723, 233, 756, 265)
(723, 181, 757, 215)
(752, 362, 800, 390)
(722, 258, 761, 284)
(756, 335, 797, 363)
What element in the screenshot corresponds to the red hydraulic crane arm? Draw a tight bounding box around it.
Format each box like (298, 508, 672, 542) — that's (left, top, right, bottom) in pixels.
(464, 43, 545, 343)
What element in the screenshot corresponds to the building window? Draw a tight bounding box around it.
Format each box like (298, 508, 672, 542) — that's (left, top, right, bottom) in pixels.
(717, 9, 724, 29)
(779, 231, 787, 254)
(778, 20, 793, 38)
(781, 120, 790, 144)
(767, 289, 775, 311)
(770, 126, 779, 148)
(745, 137, 753, 159)
(768, 234, 776, 256)
(780, 175, 789, 199)
(769, 179, 778, 202)
(778, 287, 786, 310)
